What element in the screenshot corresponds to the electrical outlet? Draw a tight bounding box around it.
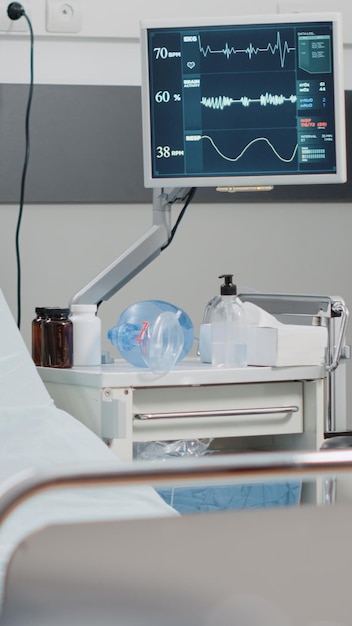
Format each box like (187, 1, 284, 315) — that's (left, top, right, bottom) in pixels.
(0, 1, 31, 33)
(46, 0, 81, 33)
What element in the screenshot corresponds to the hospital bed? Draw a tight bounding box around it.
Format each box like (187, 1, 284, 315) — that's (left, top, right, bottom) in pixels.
(0, 285, 351, 624)
(1, 449, 352, 625)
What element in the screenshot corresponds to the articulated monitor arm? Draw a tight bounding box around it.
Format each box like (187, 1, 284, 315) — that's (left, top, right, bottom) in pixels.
(70, 187, 192, 306)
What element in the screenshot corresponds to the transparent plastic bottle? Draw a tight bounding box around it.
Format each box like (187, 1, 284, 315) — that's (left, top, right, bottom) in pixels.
(42, 308, 73, 369)
(70, 304, 101, 367)
(211, 275, 247, 368)
(107, 300, 194, 373)
(31, 307, 47, 366)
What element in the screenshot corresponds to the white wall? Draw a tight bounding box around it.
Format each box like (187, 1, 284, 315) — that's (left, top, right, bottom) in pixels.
(1, 0, 352, 86)
(1, 0, 352, 421)
(2, 0, 352, 42)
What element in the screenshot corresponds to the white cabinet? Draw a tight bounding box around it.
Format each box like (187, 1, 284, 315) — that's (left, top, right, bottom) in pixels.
(39, 359, 325, 461)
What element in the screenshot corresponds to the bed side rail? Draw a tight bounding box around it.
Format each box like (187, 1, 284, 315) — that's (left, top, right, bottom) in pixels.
(1, 449, 352, 525)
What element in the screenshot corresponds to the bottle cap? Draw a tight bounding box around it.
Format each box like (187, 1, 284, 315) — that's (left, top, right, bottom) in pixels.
(219, 274, 237, 295)
(45, 307, 70, 317)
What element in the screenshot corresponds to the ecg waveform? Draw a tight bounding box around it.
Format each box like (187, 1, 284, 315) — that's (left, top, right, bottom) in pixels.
(201, 92, 297, 110)
(198, 135, 298, 164)
(198, 31, 295, 68)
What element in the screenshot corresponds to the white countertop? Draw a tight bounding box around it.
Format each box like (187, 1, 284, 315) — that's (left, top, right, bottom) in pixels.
(38, 358, 326, 389)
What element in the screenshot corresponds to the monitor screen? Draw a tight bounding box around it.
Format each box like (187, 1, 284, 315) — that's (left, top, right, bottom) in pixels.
(140, 13, 346, 189)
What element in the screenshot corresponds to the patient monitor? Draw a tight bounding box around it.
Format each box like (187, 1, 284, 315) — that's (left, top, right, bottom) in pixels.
(140, 13, 346, 189)
(71, 12, 346, 308)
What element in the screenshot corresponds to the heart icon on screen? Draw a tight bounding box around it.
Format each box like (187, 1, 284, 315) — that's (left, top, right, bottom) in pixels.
(187, 62, 196, 69)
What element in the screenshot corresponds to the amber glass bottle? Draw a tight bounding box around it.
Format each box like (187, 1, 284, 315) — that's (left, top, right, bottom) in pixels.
(41, 308, 73, 368)
(31, 307, 47, 366)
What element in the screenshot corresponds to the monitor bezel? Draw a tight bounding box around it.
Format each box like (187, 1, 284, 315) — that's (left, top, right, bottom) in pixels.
(140, 12, 347, 189)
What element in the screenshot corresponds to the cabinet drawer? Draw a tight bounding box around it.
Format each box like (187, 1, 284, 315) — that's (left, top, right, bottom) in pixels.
(132, 382, 303, 441)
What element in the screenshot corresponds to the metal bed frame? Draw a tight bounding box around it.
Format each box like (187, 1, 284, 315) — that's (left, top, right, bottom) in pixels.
(1, 449, 352, 625)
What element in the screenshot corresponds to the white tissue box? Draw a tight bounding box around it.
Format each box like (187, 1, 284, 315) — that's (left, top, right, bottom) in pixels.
(247, 325, 327, 367)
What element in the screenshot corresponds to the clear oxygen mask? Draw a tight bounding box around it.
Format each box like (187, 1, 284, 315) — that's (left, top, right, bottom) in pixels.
(107, 300, 194, 374)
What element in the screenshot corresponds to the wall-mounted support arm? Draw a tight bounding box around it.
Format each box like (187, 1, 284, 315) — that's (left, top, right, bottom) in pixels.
(70, 187, 192, 306)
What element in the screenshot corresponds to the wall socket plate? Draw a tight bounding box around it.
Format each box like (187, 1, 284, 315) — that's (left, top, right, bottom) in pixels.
(46, 0, 81, 33)
(0, 1, 32, 32)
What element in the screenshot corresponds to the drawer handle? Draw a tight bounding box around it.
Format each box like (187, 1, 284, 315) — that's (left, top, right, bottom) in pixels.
(135, 405, 299, 420)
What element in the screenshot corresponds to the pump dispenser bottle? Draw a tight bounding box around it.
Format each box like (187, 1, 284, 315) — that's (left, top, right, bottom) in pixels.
(211, 274, 247, 368)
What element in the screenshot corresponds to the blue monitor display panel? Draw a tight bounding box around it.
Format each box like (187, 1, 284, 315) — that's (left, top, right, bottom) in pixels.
(140, 13, 346, 189)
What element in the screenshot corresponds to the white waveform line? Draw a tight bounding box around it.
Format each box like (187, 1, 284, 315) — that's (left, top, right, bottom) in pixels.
(198, 31, 295, 69)
(201, 93, 297, 110)
(200, 135, 298, 163)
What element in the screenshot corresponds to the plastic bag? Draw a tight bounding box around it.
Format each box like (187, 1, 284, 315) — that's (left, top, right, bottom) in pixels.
(133, 438, 213, 461)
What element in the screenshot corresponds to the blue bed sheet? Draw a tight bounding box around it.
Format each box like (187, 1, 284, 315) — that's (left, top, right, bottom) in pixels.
(157, 482, 301, 514)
